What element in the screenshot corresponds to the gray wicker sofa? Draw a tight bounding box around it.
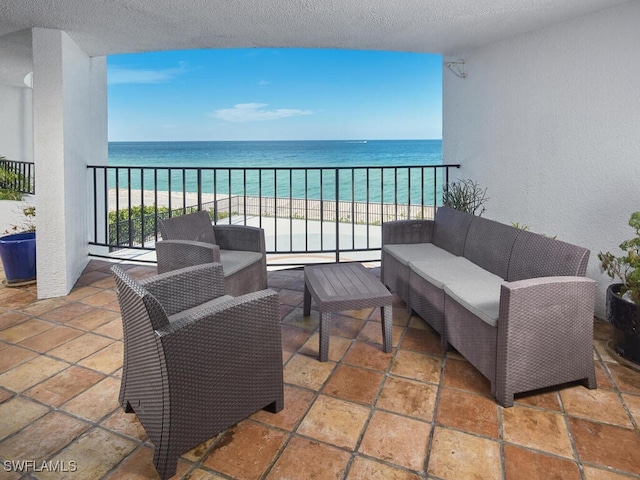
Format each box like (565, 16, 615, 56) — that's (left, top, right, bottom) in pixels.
(381, 206, 597, 406)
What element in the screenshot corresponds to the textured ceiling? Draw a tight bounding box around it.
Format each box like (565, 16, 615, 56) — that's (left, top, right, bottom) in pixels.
(0, 0, 630, 86)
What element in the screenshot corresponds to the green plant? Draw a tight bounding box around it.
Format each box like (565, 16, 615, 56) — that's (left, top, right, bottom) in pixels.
(4, 205, 36, 234)
(0, 156, 25, 200)
(511, 222, 530, 231)
(108, 205, 170, 245)
(443, 179, 488, 216)
(511, 222, 557, 239)
(598, 211, 640, 305)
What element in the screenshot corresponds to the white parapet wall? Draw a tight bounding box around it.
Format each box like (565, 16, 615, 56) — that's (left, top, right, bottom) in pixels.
(0, 197, 35, 235)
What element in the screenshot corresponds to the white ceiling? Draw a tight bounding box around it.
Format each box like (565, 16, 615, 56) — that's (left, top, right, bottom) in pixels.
(0, 0, 630, 86)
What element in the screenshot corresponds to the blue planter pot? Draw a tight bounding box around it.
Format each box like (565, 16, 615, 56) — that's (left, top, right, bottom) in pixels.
(0, 232, 36, 284)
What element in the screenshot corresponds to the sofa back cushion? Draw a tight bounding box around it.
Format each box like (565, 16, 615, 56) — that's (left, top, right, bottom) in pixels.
(507, 229, 590, 281)
(464, 216, 519, 279)
(432, 207, 474, 256)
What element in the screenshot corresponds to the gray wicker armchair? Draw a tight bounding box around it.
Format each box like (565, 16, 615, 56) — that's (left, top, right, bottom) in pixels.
(111, 263, 284, 480)
(156, 210, 267, 296)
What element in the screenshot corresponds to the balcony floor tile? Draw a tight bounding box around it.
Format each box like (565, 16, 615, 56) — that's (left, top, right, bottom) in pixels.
(0, 260, 639, 479)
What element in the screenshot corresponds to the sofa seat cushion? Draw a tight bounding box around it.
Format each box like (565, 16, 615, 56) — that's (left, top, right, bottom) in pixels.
(219, 250, 263, 276)
(410, 257, 492, 290)
(383, 243, 457, 266)
(443, 273, 504, 328)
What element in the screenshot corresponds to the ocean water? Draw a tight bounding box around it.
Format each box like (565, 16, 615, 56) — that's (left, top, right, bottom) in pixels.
(107, 139, 444, 203)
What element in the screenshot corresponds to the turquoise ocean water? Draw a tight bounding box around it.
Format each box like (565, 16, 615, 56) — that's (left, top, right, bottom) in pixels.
(107, 139, 444, 203)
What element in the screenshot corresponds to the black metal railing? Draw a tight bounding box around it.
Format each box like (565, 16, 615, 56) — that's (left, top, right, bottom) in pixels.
(87, 164, 459, 264)
(0, 159, 35, 195)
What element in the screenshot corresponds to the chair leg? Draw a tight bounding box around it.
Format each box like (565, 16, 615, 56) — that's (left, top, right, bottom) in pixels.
(496, 385, 515, 408)
(153, 443, 178, 480)
(584, 373, 597, 390)
(122, 400, 134, 413)
(440, 335, 449, 351)
(264, 397, 285, 413)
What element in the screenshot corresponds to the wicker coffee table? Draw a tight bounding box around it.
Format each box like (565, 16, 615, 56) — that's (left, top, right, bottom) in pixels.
(303, 262, 393, 361)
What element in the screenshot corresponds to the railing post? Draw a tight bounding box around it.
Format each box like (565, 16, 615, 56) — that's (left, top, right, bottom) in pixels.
(335, 168, 339, 263)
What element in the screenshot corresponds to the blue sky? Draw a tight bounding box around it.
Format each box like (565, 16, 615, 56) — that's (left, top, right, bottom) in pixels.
(107, 49, 442, 142)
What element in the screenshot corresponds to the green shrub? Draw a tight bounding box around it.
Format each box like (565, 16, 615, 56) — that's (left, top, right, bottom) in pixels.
(109, 205, 170, 246)
(0, 157, 26, 200)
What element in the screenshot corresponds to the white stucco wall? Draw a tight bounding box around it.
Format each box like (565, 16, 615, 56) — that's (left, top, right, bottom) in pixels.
(443, 1, 640, 318)
(32, 28, 108, 298)
(0, 85, 33, 162)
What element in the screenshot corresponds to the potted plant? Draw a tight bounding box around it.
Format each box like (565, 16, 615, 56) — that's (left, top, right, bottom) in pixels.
(442, 178, 489, 216)
(0, 204, 36, 286)
(0, 156, 36, 286)
(598, 211, 640, 368)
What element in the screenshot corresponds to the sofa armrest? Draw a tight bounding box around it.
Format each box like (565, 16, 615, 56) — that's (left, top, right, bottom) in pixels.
(382, 220, 434, 245)
(212, 224, 266, 253)
(495, 276, 596, 405)
(141, 263, 225, 316)
(156, 239, 221, 274)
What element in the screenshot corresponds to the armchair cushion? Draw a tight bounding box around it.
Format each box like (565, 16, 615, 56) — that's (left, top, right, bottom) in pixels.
(219, 250, 264, 276)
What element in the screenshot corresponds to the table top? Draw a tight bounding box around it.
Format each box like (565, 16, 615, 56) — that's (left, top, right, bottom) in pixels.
(304, 262, 392, 311)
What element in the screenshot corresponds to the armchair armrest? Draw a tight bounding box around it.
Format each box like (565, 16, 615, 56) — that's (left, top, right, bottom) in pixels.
(212, 224, 266, 253)
(160, 288, 279, 335)
(142, 263, 225, 316)
(155, 239, 221, 274)
(382, 220, 434, 245)
(495, 276, 596, 405)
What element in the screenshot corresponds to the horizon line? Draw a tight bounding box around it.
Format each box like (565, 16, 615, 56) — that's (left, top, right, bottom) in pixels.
(108, 138, 443, 143)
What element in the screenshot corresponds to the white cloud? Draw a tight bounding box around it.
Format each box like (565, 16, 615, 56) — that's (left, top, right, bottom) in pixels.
(258, 80, 269, 86)
(210, 103, 313, 123)
(108, 62, 189, 85)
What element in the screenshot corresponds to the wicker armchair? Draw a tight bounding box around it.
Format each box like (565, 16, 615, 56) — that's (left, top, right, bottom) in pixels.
(111, 263, 284, 480)
(156, 210, 267, 296)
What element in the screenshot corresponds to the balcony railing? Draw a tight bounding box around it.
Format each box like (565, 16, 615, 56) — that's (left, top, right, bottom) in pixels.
(0, 159, 35, 195)
(87, 164, 460, 265)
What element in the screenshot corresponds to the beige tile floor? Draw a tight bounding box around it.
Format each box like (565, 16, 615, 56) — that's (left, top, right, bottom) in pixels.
(1, 260, 640, 479)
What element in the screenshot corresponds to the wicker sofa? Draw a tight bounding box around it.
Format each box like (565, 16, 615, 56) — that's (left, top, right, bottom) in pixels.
(381, 206, 597, 406)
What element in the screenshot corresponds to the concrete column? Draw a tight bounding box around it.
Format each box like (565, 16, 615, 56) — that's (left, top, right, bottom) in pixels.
(32, 28, 107, 298)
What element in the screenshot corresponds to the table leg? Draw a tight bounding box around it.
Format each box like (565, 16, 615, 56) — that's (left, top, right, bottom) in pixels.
(381, 305, 392, 353)
(303, 282, 311, 316)
(319, 311, 332, 362)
